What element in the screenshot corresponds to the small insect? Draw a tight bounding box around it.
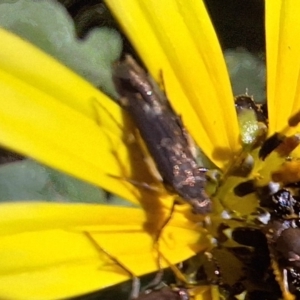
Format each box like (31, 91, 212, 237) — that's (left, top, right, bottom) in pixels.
(113, 55, 211, 214)
(225, 95, 268, 178)
(235, 95, 268, 149)
(235, 95, 268, 125)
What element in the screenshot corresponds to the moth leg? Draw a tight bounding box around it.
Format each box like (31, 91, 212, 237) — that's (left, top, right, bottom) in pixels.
(154, 199, 181, 246)
(92, 97, 121, 130)
(282, 269, 296, 300)
(83, 231, 141, 299)
(132, 128, 163, 183)
(107, 173, 164, 193)
(153, 201, 191, 286)
(130, 278, 142, 300)
(141, 270, 164, 293)
(155, 249, 189, 285)
(92, 97, 137, 144)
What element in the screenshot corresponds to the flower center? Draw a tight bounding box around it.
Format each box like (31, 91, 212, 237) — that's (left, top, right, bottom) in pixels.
(211, 96, 300, 221)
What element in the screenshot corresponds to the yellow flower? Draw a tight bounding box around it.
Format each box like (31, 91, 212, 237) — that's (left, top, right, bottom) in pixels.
(0, 0, 299, 299)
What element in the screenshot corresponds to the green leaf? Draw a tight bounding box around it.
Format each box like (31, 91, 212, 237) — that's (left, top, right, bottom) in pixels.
(224, 49, 265, 103)
(0, 159, 134, 206)
(0, 0, 122, 98)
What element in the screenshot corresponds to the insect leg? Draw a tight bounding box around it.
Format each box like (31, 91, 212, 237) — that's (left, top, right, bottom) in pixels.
(84, 231, 141, 299)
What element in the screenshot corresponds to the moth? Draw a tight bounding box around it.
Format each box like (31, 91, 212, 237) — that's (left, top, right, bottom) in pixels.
(113, 55, 211, 214)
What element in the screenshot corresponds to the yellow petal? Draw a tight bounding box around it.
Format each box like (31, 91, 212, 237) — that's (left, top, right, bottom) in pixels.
(0, 28, 161, 205)
(0, 202, 208, 299)
(106, 0, 240, 169)
(266, 1, 300, 133)
(0, 28, 104, 121)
